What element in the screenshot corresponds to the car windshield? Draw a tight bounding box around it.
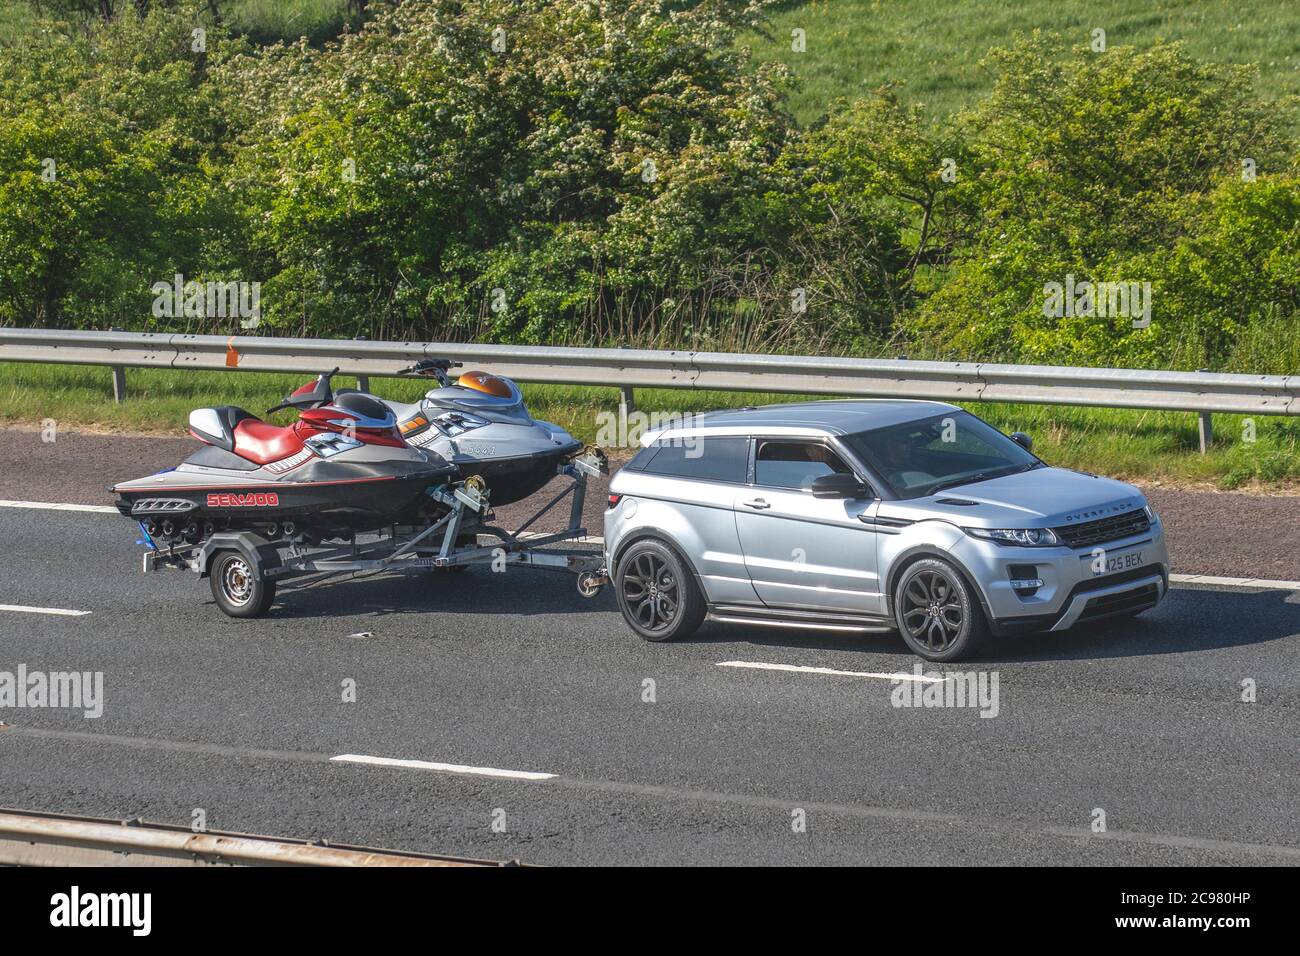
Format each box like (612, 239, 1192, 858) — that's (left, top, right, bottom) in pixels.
(840, 411, 1041, 500)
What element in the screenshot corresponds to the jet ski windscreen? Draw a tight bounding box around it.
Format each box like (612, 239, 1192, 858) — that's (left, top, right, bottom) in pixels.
(335, 391, 393, 422)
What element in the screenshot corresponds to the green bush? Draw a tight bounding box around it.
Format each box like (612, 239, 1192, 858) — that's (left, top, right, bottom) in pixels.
(907, 35, 1297, 370)
(220, 0, 800, 342)
(0, 5, 245, 329)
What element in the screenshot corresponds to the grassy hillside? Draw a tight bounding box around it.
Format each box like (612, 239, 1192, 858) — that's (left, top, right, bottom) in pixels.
(750, 0, 1300, 130)
(1, 1, 1295, 370)
(8, 2, 1297, 124)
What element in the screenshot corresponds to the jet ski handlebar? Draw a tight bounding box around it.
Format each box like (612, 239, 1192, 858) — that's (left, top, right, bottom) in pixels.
(397, 357, 463, 386)
(266, 367, 340, 415)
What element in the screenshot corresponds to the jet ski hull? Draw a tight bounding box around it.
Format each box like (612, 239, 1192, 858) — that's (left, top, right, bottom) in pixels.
(452, 440, 584, 505)
(114, 447, 458, 541)
(116, 471, 443, 523)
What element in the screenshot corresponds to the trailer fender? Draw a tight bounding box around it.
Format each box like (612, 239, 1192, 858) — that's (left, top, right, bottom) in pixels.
(198, 532, 283, 580)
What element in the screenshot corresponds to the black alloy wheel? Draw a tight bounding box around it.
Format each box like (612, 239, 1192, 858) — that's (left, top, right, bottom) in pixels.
(615, 539, 705, 642)
(893, 558, 986, 662)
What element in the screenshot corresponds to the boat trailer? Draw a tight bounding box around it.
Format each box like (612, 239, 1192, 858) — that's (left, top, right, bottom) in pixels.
(140, 448, 610, 617)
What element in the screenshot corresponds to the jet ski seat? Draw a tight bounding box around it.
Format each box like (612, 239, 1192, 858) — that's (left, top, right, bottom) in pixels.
(188, 405, 304, 466)
(232, 419, 306, 466)
(188, 405, 259, 452)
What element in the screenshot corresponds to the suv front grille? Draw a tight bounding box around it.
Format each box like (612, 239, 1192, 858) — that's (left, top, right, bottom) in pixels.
(1054, 507, 1150, 549)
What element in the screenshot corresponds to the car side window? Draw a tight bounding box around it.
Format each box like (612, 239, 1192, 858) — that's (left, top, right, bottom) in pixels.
(638, 436, 749, 483)
(754, 441, 852, 490)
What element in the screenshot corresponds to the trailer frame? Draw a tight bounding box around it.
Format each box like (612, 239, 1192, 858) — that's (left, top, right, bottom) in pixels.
(140, 450, 610, 616)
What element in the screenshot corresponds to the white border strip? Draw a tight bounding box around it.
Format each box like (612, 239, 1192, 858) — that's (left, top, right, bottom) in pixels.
(331, 753, 555, 781)
(0, 604, 91, 617)
(717, 660, 945, 683)
(0, 499, 117, 514)
(1170, 573, 1300, 591)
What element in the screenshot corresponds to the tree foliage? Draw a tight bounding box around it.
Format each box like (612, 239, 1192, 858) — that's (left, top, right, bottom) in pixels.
(0, 5, 1296, 372)
(909, 34, 1298, 369)
(0, 4, 238, 327)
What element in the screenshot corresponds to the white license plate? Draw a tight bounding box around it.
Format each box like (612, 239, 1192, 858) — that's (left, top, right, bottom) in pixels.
(1088, 549, 1145, 577)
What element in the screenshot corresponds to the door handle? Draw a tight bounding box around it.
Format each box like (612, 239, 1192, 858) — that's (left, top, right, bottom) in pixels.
(743, 498, 771, 510)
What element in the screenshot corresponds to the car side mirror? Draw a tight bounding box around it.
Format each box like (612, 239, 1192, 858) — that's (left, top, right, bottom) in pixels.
(811, 473, 870, 499)
(1010, 432, 1033, 452)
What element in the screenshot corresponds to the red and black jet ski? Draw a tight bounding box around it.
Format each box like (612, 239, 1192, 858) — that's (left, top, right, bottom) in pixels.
(113, 369, 458, 547)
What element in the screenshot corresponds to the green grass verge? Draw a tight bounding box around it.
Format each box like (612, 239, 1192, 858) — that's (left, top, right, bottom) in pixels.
(750, 0, 1300, 132)
(3, 361, 1296, 489)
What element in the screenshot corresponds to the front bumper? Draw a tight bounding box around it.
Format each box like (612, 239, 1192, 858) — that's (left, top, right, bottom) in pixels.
(1046, 568, 1165, 631)
(950, 525, 1170, 637)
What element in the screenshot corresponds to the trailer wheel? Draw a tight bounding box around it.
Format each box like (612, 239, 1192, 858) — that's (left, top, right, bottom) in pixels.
(210, 550, 276, 618)
(577, 570, 606, 598)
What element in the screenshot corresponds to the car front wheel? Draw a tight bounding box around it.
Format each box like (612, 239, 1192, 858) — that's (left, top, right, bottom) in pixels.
(893, 558, 986, 662)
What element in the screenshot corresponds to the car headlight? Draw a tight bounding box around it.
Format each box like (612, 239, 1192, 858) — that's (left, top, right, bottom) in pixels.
(1143, 505, 1158, 525)
(964, 527, 1060, 547)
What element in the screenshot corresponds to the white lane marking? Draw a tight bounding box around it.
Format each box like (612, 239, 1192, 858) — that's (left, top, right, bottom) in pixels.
(330, 753, 555, 781)
(0, 604, 92, 617)
(717, 660, 945, 683)
(0, 499, 117, 514)
(1170, 573, 1300, 591)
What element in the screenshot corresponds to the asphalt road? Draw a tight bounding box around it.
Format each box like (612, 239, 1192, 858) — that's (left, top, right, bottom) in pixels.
(1, 504, 1297, 865)
(4, 425, 1300, 578)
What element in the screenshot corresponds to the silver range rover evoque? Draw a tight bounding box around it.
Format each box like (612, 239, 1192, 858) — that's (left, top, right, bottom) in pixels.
(603, 400, 1169, 661)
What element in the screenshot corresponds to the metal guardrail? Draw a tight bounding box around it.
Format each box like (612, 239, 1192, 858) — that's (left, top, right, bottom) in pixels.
(0, 808, 513, 867)
(4, 328, 1298, 450)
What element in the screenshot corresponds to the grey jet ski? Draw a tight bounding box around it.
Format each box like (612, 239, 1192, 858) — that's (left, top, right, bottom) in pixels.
(379, 358, 583, 506)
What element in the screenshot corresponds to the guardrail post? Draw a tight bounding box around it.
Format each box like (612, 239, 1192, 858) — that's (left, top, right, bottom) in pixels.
(1198, 411, 1213, 454)
(620, 386, 636, 418)
(111, 366, 127, 404)
(352, 335, 370, 392)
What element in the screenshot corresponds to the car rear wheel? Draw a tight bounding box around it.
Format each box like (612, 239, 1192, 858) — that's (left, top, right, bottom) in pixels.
(615, 539, 705, 642)
(893, 558, 986, 662)
(210, 550, 276, 618)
